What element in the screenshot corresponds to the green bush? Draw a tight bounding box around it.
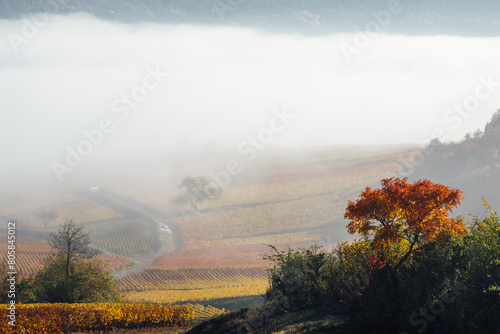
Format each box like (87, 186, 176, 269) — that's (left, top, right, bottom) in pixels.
(264, 206, 500, 333)
(263, 244, 328, 310)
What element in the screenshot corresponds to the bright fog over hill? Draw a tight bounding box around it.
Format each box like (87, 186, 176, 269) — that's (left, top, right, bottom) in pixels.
(1, 15, 500, 186)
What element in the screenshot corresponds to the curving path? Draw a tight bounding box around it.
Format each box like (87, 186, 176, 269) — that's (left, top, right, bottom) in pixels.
(77, 188, 177, 280)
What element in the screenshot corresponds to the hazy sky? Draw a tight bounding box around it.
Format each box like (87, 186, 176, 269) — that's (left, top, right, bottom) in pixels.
(2, 14, 500, 182)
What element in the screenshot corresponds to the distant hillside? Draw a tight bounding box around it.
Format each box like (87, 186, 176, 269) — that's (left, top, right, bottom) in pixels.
(411, 110, 500, 215)
(1, 0, 500, 36)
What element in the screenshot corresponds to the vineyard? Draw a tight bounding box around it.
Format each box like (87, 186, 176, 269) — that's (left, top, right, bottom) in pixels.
(0, 303, 194, 333)
(0, 193, 122, 228)
(122, 284, 268, 304)
(0, 147, 416, 309)
(0, 250, 49, 275)
(98, 253, 135, 273)
(85, 218, 160, 255)
(170, 151, 410, 252)
(149, 244, 268, 270)
(107, 147, 414, 215)
(187, 303, 227, 319)
(111, 149, 413, 305)
(118, 267, 267, 291)
(117, 267, 268, 304)
(0, 241, 134, 275)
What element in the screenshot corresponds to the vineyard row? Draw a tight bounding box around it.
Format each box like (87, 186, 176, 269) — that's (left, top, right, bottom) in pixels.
(0, 302, 194, 334)
(117, 267, 267, 291)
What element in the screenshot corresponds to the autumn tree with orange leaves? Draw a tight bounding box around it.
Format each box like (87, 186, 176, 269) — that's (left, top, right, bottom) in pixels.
(345, 177, 466, 271)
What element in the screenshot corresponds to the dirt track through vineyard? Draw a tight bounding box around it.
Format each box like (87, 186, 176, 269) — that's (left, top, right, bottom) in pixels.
(78, 189, 176, 280)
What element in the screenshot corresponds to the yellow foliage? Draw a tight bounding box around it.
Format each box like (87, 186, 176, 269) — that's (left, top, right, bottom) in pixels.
(0, 303, 194, 333)
(122, 284, 268, 304)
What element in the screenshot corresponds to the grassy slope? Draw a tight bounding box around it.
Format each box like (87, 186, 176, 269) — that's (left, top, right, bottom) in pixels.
(186, 304, 349, 334)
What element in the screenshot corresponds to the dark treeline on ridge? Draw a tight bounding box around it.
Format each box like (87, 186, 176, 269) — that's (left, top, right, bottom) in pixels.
(411, 110, 500, 215)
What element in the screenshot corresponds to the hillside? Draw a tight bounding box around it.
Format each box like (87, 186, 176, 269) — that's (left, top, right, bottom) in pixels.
(411, 110, 500, 215)
(0, 145, 415, 310)
(186, 177, 500, 333)
(2, 0, 500, 36)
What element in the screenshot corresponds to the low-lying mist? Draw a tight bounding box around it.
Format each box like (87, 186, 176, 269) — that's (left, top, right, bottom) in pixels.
(2, 13, 500, 201)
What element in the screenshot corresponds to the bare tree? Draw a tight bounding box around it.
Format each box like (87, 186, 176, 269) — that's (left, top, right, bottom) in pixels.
(49, 219, 97, 280)
(32, 219, 119, 303)
(33, 208, 59, 229)
(175, 176, 221, 211)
